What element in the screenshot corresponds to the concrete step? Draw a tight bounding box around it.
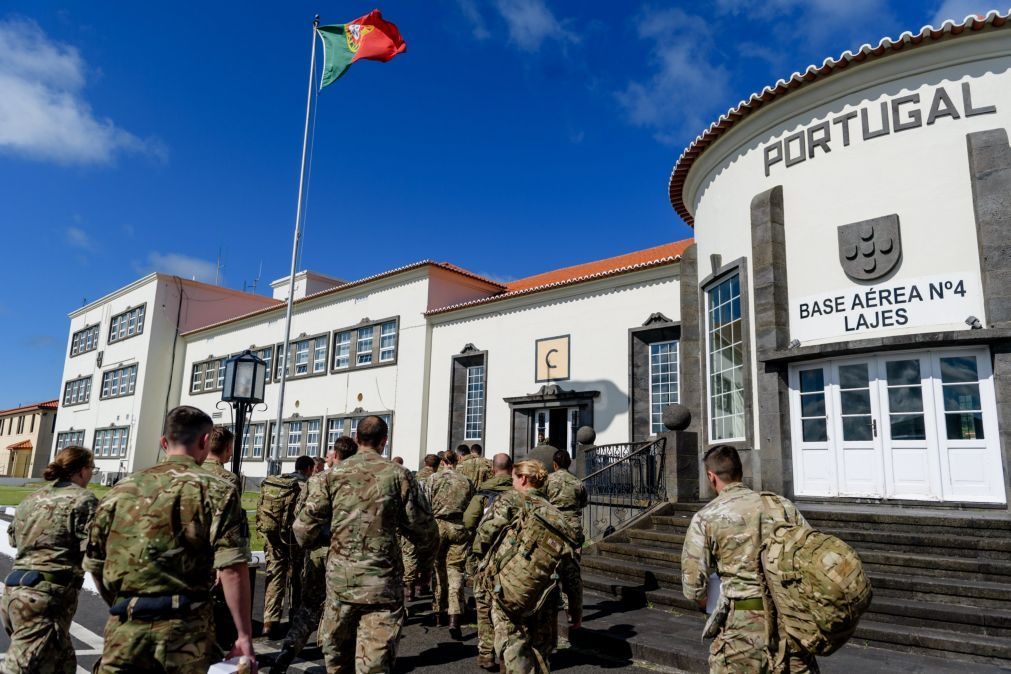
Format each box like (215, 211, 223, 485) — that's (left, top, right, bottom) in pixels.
(582, 555, 681, 590)
(858, 549, 1011, 582)
(581, 572, 696, 611)
(594, 540, 681, 567)
(796, 502, 1011, 533)
(870, 570, 1011, 605)
(624, 528, 685, 546)
(854, 618, 1011, 664)
(815, 526, 1011, 559)
(866, 596, 1011, 639)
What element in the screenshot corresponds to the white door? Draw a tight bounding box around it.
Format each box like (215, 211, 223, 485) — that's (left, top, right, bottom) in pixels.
(789, 348, 1006, 503)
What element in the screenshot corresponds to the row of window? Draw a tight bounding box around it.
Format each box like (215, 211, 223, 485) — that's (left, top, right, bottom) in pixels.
(0, 414, 38, 436)
(70, 305, 147, 357)
(55, 427, 130, 458)
(220, 412, 394, 460)
(62, 365, 139, 407)
(190, 319, 399, 395)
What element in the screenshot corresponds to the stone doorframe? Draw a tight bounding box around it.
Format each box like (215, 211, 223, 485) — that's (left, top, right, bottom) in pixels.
(504, 384, 599, 460)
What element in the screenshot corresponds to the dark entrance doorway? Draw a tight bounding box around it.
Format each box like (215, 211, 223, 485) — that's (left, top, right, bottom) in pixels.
(504, 384, 599, 461)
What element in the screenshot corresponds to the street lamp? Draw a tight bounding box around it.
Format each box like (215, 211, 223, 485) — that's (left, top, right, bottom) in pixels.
(221, 350, 267, 476)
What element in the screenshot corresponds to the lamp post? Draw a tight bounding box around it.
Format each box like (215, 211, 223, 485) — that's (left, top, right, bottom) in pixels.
(221, 350, 267, 477)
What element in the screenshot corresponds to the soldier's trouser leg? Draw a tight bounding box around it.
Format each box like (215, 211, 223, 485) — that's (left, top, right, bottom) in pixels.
(710, 609, 819, 674)
(0, 583, 78, 674)
(445, 541, 469, 616)
(432, 530, 449, 615)
(533, 592, 557, 658)
(97, 604, 214, 674)
(282, 553, 327, 655)
(400, 536, 418, 586)
(490, 600, 549, 674)
(319, 599, 404, 674)
(263, 534, 291, 623)
(474, 583, 494, 658)
(558, 554, 582, 624)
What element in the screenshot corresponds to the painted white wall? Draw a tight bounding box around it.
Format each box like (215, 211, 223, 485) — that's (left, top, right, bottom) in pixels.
(426, 266, 680, 455)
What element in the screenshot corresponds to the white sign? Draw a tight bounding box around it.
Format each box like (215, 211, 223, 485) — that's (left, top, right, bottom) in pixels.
(791, 273, 984, 343)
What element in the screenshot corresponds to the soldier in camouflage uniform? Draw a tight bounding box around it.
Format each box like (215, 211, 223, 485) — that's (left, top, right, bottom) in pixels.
(546, 449, 586, 632)
(203, 426, 243, 494)
(1, 446, 96, 674)
(681, 445, 818, 674)
(428, 449, 475, 638)
(272, 437, 359, 673)
(464, 453, 514, 670)
(457, 443, 490, 487)
(84, 406, 254, 673)
(402, 453, 440, 598)
(293, 415, 437, 673)
(474, 460, 574, 674)
(257, 454, 314, 637)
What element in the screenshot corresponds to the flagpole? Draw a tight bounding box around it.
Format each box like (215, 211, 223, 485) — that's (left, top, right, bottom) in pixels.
(270, 15, 319, 476)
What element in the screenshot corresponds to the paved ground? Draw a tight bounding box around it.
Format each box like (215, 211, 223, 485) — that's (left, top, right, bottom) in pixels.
(0, 554, 658, 673)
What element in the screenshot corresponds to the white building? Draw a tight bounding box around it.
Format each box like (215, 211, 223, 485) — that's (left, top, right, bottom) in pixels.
(669, 12, 1011, 507)
(52, 243, 688, 481)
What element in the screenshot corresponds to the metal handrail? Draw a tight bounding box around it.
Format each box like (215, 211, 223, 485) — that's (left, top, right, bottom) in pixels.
(582, 436, 667, 542)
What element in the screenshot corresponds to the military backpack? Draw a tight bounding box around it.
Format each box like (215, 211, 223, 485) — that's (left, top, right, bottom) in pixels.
(758, 493, 873, 659)
(256, 474, 304, 538)
(480, 494, 578, 619)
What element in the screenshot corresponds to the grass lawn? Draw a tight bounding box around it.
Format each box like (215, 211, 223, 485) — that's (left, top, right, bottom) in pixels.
(0, 483, 266, 552)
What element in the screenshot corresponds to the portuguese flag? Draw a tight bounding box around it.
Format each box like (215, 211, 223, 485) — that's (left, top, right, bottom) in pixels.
(317, 10, 407, 88)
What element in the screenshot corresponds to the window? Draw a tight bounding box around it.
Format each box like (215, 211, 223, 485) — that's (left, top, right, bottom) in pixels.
(70, 325, 100, 356)
(257, 347, 273, 381)
(16, 416, 25, 434)
(108, 305, 146, 344)
(356, 326, 374, 365)
(326, 417, 345, 450)
(275, 335, 328, 381)
(306, 419, 321, 457)
(333, 331, 351, 369)
(239, 422, 266, 460)
(332, 318, 399, 372)
(649, 341, 680, 434)
(94, 427, 129, 458)
(464, 365, 485, 441)
(191, 358, 226, 394)
(286, 421, 303, 457)
(63, 377, 92, 407)
(101, 365, 138, 399)
(379, 321, 397, 362)
(707, 274, 745, 442)
(326, 412, 393, 456)
(56, 430, 85, 451)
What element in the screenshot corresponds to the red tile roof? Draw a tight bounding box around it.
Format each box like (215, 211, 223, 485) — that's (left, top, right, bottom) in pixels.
(669, 10, 1010, 226)
(6, 440, 32, 450)
(0, 400, 59, 417)
(427, 239, 693, 316)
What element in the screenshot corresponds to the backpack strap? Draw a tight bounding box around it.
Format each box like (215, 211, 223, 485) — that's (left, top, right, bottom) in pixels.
(757, 493, 788, 673)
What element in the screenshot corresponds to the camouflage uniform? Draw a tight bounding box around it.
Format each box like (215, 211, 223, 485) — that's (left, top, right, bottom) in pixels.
(0, 481, 97, 674)
(457, 454, 491, 488)
(428, 466, 475, 618)
(293, 447, 437, 673)
(281, 470, 330, 657)
(681, 482, 819, 674)
(258, 471, 308, 625)
(202, 456, 243, 494)
(545, 468, 586, 626)
(464, 473, 513, 663)
(402, 465, 436, 592)
(84, 455, 249, 674)
(474, 488, 572, 674)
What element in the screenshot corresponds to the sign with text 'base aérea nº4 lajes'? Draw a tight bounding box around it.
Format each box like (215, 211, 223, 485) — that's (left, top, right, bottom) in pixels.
(790, 273, 984, 343)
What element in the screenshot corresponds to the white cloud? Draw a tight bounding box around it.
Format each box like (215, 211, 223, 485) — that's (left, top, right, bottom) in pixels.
(136, 252, 219, 284)
(615, 8, 730, 144)
(0, 18, 164, 165)
(493, 0, 578, 52)
(65, 226, 95, 251)
(931, 1, 1009, 26)
(455, 0, 491, 40)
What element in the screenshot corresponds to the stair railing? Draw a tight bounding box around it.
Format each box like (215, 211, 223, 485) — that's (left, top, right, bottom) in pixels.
(582, 436, 666, 542)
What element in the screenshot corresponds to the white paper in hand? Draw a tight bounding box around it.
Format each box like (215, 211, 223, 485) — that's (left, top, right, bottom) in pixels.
(706, 572, 722, 614)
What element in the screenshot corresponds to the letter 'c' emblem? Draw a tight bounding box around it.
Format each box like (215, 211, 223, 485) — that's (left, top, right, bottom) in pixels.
(837, 214, 902, 282)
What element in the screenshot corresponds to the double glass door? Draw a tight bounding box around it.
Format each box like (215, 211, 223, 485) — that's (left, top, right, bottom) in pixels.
(790, 348, 1005, 503)
(531, 407, 581, 457)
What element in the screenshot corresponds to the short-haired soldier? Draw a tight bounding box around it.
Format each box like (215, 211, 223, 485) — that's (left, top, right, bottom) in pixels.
(85, 406, 254, 672)
(680, 445, 818, 674)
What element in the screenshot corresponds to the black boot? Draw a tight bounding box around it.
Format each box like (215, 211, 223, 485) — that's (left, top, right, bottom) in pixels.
(270, 646, 296, 673)
(448, 614, 462, 640)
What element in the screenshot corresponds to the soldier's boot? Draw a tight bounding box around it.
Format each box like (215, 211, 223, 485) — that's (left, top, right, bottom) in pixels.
(448, 614, 463, 640)
(434, 612, 448, 627)
(270, 646, 296, 673)
(477, 654, 496, 671)
(261, 621, 276, 639)
(406, 584, 416, 602)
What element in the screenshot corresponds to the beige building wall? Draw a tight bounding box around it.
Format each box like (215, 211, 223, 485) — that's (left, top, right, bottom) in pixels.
(0, 402, 58, 478)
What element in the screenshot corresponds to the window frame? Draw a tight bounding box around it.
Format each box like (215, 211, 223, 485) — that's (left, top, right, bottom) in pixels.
(70, 324, 100, 357)
(649, 340, 681, 435)
(273, 333, 330, 382)
(62, 376, 93, 408)
(55, 430, 86, 451)
(464, 364, 486, 441)
(330, 316, 400, 374)
(107, 304, 147, 345)
(322, 410, 395, 457)
(93, 425, 130, 458)
(99, 364, 139, 400)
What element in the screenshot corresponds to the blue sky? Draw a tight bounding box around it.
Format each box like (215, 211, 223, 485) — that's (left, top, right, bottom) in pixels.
(0, 0, 1003, 409)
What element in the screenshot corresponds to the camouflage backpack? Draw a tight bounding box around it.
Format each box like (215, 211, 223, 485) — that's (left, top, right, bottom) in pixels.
(759, 493, 873, 659)
(481, 494, 578, 619)
(255, 475, 303, 538)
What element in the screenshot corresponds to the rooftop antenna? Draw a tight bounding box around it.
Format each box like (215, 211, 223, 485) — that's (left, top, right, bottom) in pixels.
(215, 247, 224, 286)
(251, 260, 262, 294)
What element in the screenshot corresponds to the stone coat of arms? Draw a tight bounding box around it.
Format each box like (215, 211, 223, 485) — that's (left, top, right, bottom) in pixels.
(838, 214, 902, 282)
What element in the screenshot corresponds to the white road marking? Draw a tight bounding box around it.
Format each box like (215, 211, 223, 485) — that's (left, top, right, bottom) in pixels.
(78, 667, 90, 674)
(70, 621, 105, 649)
